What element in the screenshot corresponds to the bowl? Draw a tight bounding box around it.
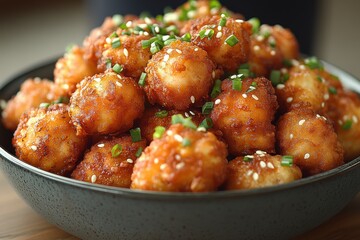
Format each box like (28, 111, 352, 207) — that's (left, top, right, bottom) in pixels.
(1, 58, 360, 240)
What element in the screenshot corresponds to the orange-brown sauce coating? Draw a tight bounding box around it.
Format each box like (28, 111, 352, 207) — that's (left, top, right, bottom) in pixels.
(71, 135, 146, 188)
(69, 71, 145, 135)
(224, 153, 302, 190)
(12, 104, 88, 176)
(131, 124, 228, 192)
(211, 77, 278, 156)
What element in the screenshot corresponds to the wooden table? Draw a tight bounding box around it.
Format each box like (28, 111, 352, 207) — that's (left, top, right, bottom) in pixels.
(1, 170, 359, 240)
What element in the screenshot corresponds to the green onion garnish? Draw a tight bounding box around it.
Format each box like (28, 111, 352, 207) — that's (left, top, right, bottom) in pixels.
(155, 110, 168, 118)
(111, 38, 121, 48)
(181, 32, 191, 42)
(112, 14, 123, 27)
(270, 70, 281, 86)
(171, 114, 197, 129)
(105, 59, 112, 69)
(130, 128, 142, 142)
(39, 102, 50, 108)
(138, 72, 147, 87)
(153, 126, 166, 139)
(329, 87, 337, 95)
(199, 29, 215, 39)
(182, 138, 191, 147)
(111, 144, 122, 158)
(141, 39, 152, 49)
(135, 147, 143, 158)
(248, 17, 261, 34)
(342, 120, 353, 130)
(283, 59, 293, 67)
(281, 155, 293, 167)
(199, 117, 213, 130)
(219, 16, 227, 27)
(243, 156, 253, 162)
(225, 35, 239, 46)
(232, 78, 242, 91)
(210, 0, 222, 10)
(304, 56, 323, 70)
(164, 38, 177, 46)
(109, 32, 118, 39)
(238, 69, 251, 78)
(202, 102, 214, 115)
(53, 96, 69, 104)
(150, 41, 163, 54)
(112, 64, 123, 74)
(211, 79, 222, 98)
(119, 22, 128, 30)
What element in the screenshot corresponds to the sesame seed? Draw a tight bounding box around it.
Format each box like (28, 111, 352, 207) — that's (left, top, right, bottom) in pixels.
(144, 17, 152, 24)
(143, 32, 149, 36)
(176, 49, 182, 54)
(163, 54, 170, 62)
(277, 84, 285, 89)
(116, 81, 122, 87)
(290, 133, 294, 139)
(267, 162, 275, 169)
(353, 116, 358, 123)
(197, 127, 207, 132)
(286, 97, 293, 103)
(166, 48, 173, 54)
(30, 145, 37, 151)
(256, 150, 267, 155)
(253, 172, 259, 181)
(194, 48, 199, 51)
(291, 59, 300, 66)
(63, 84, 69, 90)
(174, 134, 183, 142)
(298, 119, 306, 126)
(316, 114, 321, 119)
(126, 21, 132, 28)
(216, 32, 223, 38)
(189, 111, 195, 116)
(322, 116, 327, 121)
(260, 161, 266, 168)
(175, 154, 181, 160)
(281, 68, 288, 74)
(167, 130, 173, 136)
(106, 37, 111, 44)
(123, 48, 129, 57)
(94, 77, 101, 83)
(217, 26, 222, 31)
(160, 163, 167, 170)
(215, 99, 221, 105)
(97, 143, 105, 148)
(127, 159, 134, 163)
(154, 26, 160, 33)
(184, 112, 190, 118)
(256, 35, 264, 42)
(221, 13, 226, 18)
(190, 96, 195, 103)
(270, 50, 276, 56)
(299, 65, 306, 70)
(242, 93, 248, 99)
(338, 120, 343, 125)
(235, 19, 244, 23)
(176, 162, 185, 170)
(205, 29, 211, 36)
(324, 93, 330, 100)
(247, 170, 253, 176)
(138, 24, 147, 29)
(321, 102, 325, 108)
(91, 175, 97, 183)
(253, 45, 260, 51)
(252, 95, 259, 101)
(154, 158, 159, 164)
(212, 71, 216, 78)
(304, 153, 310, 159)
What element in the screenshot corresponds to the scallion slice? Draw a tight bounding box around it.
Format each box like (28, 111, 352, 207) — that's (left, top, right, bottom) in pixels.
(112, 64, 123, 74)
(138, 72, 147, 86)
(202, 102, 214, 115)
(243, 156, 253, 162)
(111, 38, 121, 49)
(270, 70, 281, 86)
(281, 155, 293, 167)
(135, 147, 143, 158)
(171, 114, 197, 129)
(342, 120, 353, 130)
(130, 128, 142, 142)
(111, 144, 122, 158)
(181, 32, 191, 42)
(211, 79, 222, 98)
(182, 138, 191, 147)
(199, 29, 215, 39)
(232, 78, 242, 91)
(304, 56, 323, 70)
(329, 87, 337, 95)
(199, 117, 213, 130)
(153, 126, 166, 139)
(155, 110, 168, 118)
(225, 34, 239, 46)
(248, 17, 260, 34)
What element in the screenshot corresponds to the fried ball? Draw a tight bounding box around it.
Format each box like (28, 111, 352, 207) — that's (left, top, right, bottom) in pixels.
(210, 77, 278, 156)
(270, 25, 299, 60)
(69, 71, 145, 135)
(224, 153, 302, 190)
(1, 78, 64, 131)
(131, 124, 228, 192)
(71, 135, 146, 188)
(54, 46, 98, 95)
(185, 16, 251, 72)
(277, 108, 344, 176)
(99, 32, 152, 79)
(276, 64, 329, 113)
(325, 90, 360, 161)
(12, 104, 88, 176)
(145, 40, 215, 110)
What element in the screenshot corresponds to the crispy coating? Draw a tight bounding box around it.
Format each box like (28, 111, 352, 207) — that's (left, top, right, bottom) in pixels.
(12, 104, 88, 175)
(131, 124, 228, 192)
(145, 40, 215, 110)
(224, 153, 302, 190)
(325, 90, 360, 161)
(54, 46, 98, 95)
(271, 25, 299, 60)
(276, 64, 329, 113)
(277, 108, 344, 176)
(69, 71, 145, 135)
(1, 78, 64, 130)
(210, 77, 278, 156)
(185, 16, 251, 72)
(71, 135, 146, 188)
(99, 33, 152, 79)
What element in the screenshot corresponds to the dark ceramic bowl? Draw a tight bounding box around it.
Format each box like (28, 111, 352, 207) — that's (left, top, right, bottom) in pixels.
(1, 59, 360, 240)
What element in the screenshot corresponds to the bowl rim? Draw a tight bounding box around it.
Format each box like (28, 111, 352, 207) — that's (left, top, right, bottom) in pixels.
(1, 58, 360, 200)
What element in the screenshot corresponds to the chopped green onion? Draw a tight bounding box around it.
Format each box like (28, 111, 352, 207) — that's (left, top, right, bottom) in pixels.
(202, 102, 214, 115)
(111, 144, 122, 158)
(329, 87, 337, 95)
(270, 70, 281, 86)
(199, 117, 213, 130)
(243, 156, 253, 162)
(153, 126, 166, 139)
(121, 31, 131, 36)
(155, 110, 168, 118)
(199, 29, 215, 39)
(268, 38, 276, 48)
(112, 14, 123, 27)
(182, 138, 191, 147)
(111, 38, 121, 48)
(119, 22, 128, 30)
(164, 38, 177, 46)
(130, 128, 142, 142)
(342, 120, 353, 130)
(219, 16, 227, 27)
(282, 72, 290, 82)
(138, 72, 147, 87)
(171, 114, 197, 129)
(210, 0, 221, 10)
(211, 79, 222, 98)
(246, 81, 257, 93)
(248, 17, 261, 34)
(232, 78, 242, 91)
(139, 11, 152, 19)
(109, 32, 118, 39)
(53, 96, 69, 104)
(166, 25, 179, 35)
(39, 102, 50, 108)
(112, 64, 123, 74)
(105, 59, 112, 69)
(317, 76, 323, 82)
(150, 41, 163, 54)
(239, 63, 250, 69)
(225, 35, 239, 46)
(283, 59, 293, 68)
(304, 56, 323, 70)
(281, 155, 293, 167)
(181, 32, 191, 42)
(135, 147, 143, 158)
(238, 69, 251, 78)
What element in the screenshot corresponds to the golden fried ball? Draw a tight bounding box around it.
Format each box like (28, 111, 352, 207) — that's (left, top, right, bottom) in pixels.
(145, 40, 215, 110)
(277, 108, 344, 176)
(210, 77, 278, 156)
(224, 153, 302, 190)
(54, 46, 98, 95)
(131, 124, 228, 192)
(71, 135, 146, 188)
(69, 71, 145, 135)
(325, 90, 360, 161)
(1, 78, 64, 131)
(185, 16, 252, 72)
(270, 25, 299, 60)
(276, 64, 329, 113)
(12, 104, 88, 175)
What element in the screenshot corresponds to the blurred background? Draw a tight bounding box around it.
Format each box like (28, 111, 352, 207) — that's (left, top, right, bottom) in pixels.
(0, 0, 359, 84)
